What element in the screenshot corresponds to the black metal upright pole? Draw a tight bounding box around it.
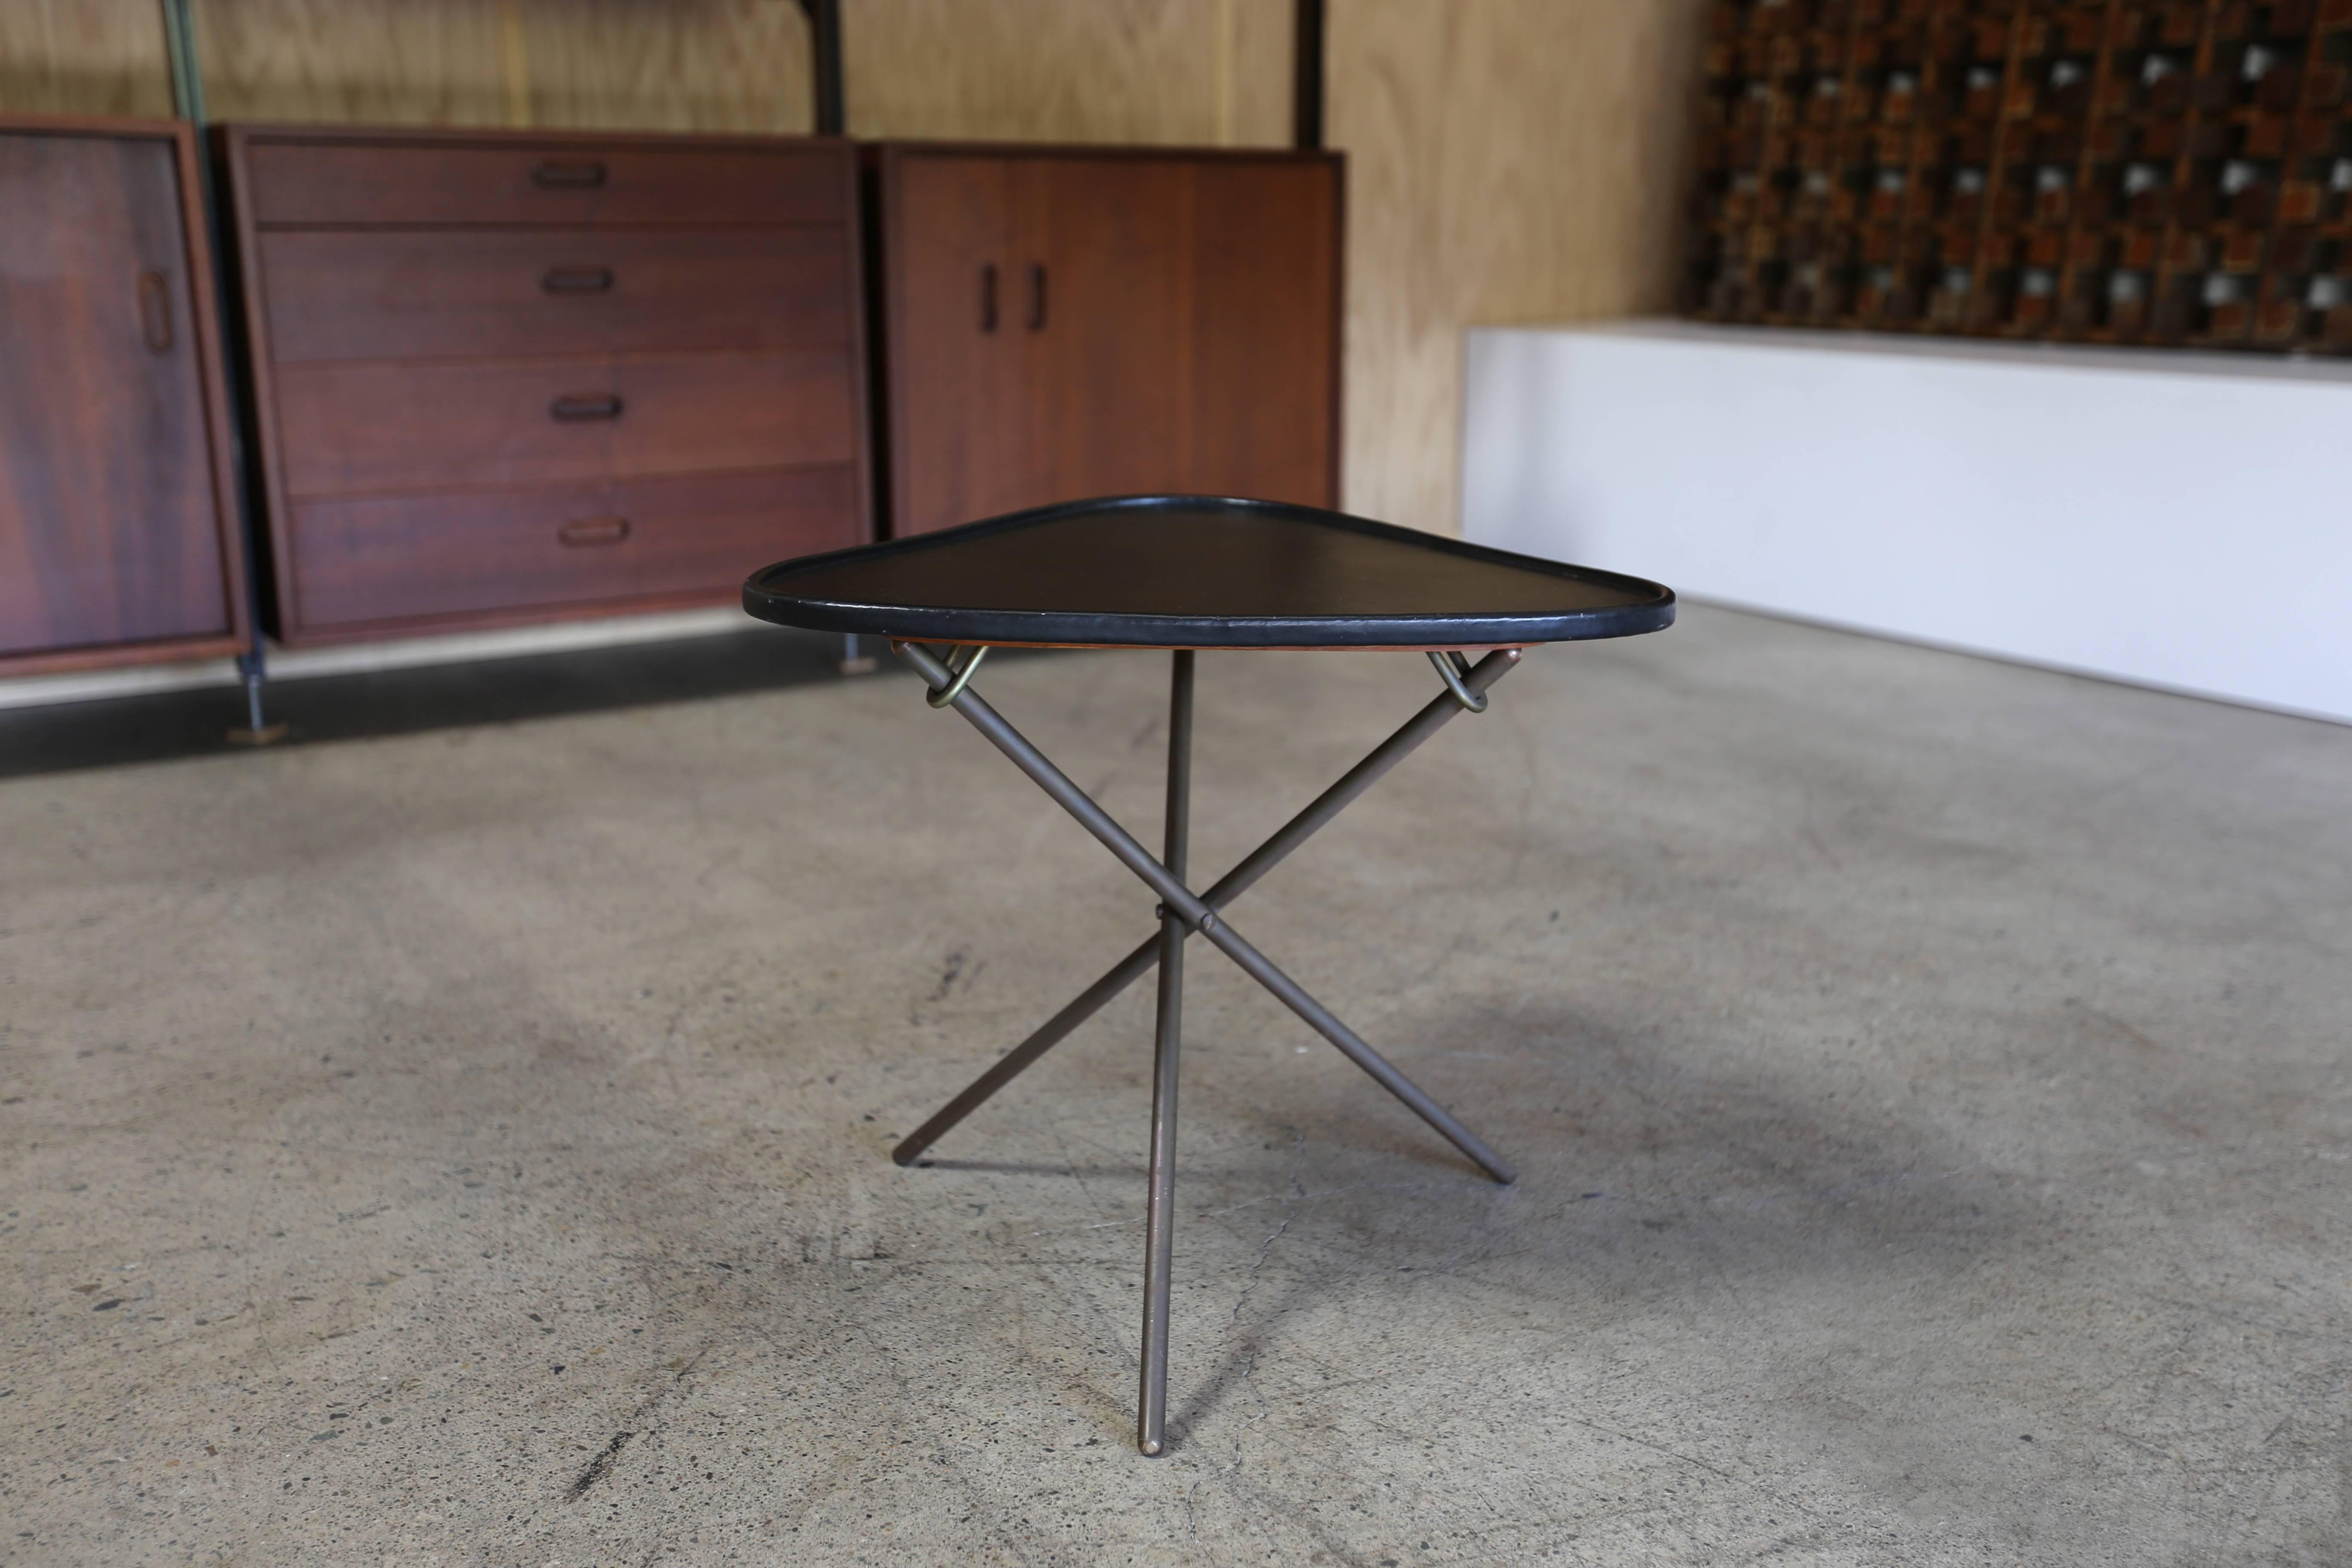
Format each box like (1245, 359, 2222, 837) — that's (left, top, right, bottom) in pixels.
(1294, 0, 1326, 150)
(1137, 649, 1194, 1456)
(798, 0, 845, 136)
(161, 0, 282, 744)
(794, 0, 870, 674)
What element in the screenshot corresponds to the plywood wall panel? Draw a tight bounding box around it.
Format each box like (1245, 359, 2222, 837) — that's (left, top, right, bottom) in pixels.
(509, 0, 813, 135)
(190, 0, 813, 132)
(190, 0, 509, 126)
(0, 0, 173, 117)
(842, 0, 1290, 145)
(1328, 0, 1706, 533)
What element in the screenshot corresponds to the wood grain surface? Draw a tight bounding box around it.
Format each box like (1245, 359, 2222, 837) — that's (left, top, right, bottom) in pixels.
(4, 0, 1292, 143)
(291, 464, 858, 631)
(6, 0, 1707, 545)
(0, 0, 174, 118)
(257, 226, 856, 364)
(242, 134, 849, 227)
(880, 148, 1339, 538)
(1329, 0, 1706, 533)
(192, 0, 816, 133)
(0, 119, 246, 673)
(842, 0, 1291, 145)
(884, 153, 1031, 534)
(274, 346, 862, 499)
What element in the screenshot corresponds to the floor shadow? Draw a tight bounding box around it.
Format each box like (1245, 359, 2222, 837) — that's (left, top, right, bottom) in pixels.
(1142, 1001, 2046, 1441)
(0, 628, 879, 778)
(906, 1158, 1143, 1181)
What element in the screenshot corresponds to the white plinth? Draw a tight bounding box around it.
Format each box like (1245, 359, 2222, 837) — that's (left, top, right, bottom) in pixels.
(1462, 319, 2352, 725)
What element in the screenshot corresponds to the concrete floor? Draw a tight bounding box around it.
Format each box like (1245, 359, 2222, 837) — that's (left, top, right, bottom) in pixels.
(3, 605, 2348, 1567)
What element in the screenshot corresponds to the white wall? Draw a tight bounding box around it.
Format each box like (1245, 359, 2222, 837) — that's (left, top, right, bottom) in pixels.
(1462, 320, 2352, 725)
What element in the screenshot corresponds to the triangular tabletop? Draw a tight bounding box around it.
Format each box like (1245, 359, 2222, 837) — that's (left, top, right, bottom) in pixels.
(742, 495, 1675, 649)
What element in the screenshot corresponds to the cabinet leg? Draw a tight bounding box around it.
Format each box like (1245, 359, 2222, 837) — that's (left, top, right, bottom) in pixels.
(837, 632, 880, 676)
(226, 650, 288, 747)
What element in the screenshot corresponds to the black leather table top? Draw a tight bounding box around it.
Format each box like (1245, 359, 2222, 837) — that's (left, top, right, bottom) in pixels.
(743, 496, 1675, 649)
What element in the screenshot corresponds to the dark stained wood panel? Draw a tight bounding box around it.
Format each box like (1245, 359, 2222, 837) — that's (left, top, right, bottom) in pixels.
(291, 465, 858, 631)
(1187, 158, 1340, 507)
(878, 145, 1341, 539)
(886, 153, 1030, 536)
(244, 137, 848, 228)
(0, 124, 236, 662)
(273, 346, 862, 499)
(1022, 155, 1199, 505)
(226, 126, 870, 645)
(258, 226, 857, 363)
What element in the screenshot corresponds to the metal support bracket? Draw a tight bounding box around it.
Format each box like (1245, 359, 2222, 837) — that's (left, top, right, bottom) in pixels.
(1427, 650, 1489, 714)
(901, 642, 988, 707)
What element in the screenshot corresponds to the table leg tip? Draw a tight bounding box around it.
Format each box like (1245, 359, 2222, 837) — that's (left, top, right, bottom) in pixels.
(1139, 1438, 1164, 1457)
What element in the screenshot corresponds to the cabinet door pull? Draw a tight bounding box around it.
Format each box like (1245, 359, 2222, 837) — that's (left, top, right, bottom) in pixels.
(1027, 262, 1047, 330)
(550, 393, 624, 421)
(542, 265, 615, 294)
(138, 270, 174, 353)
(532, 159, 607, 189)
(557, 515, 631, 547)
(980, 263, 998, 332)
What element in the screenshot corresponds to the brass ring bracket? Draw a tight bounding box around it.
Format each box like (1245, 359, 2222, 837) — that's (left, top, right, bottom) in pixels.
(909, 643, 989, 708)
(1427, 651, 1489, 713)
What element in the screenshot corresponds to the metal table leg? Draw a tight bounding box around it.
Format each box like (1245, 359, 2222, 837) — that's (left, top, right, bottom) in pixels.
(892, 640, 1518, 1454)
(891, 646, 1521, 1167)
(896, 640, 1514, 1184)
(1138, 649, 1193, 1455)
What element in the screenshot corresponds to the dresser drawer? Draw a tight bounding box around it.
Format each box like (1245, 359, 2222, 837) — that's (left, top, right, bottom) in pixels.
(259, 227, 855, 362)
(274, 347, 860, 497)
(243, 138, 849, 228)
(290, 465, 858, 631)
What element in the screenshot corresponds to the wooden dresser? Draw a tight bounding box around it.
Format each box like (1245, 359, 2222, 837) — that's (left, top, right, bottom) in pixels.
(220, 125, 870, 645)
(0, 115, 248, 677)
(869, 144, 1342, 538)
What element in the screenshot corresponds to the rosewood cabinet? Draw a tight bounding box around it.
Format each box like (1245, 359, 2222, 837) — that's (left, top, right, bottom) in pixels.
(870, 145, 1343, 537)
(221, 126, 870, 645)
(0, 116, 249, 676)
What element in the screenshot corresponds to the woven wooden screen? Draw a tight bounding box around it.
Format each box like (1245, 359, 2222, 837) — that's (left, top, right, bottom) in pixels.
(1683, 0, 2352, 350)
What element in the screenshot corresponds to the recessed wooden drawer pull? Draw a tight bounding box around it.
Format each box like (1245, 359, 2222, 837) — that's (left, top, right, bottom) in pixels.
(556, 515, 631, 547)
(138, 270, 174, 353)
(532, 159, 607, 189)
(549, 392, 624, 421)
(541, 265, 615, 294)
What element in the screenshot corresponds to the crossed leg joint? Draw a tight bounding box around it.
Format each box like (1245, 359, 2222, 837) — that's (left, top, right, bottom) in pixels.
(889, 641, 1521, 1454)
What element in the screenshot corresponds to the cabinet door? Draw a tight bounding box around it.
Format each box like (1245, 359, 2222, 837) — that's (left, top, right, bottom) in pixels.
(0, 132, 232, 658)
(1187, 159, 1340, 508)
(1020, 156, 1198, 505)
(888, 154, 1032, 536)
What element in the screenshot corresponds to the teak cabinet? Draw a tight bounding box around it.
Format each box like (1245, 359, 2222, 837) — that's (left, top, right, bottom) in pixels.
(220, 125, 871, 645)
(870, 145, 1343, 537)
(0, 116, 248, 677)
